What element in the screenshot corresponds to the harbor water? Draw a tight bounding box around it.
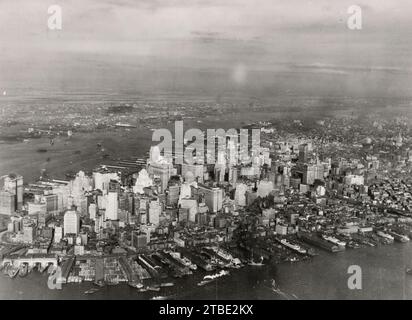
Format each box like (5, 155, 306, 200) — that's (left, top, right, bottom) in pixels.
(1, 242, 412, 300)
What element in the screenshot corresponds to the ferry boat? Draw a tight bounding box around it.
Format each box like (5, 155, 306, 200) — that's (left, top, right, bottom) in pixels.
(147, 285, 161, 292)
(203, 269, 229, 280)
(197, 279, 213, 286)
(279, 239, 307, 254)
(160, 282, 174, 287)
(169, 252, 197, 271)
(321, 235, 347, 248)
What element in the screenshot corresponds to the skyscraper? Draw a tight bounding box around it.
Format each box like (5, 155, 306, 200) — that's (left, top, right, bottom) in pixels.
(0, 191, 15, 215)
(0, 173, 23, 211)
(198, 185, 223, 213)
(63, 210, 80, 235)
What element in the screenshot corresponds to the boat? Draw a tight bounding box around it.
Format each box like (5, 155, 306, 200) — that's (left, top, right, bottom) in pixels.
(203, 269, 229, 280)
(18, 264, 28, 277)
(128, 281, 144, 289)
(389, 231, 410, 243)
(197, 279, 213, 286)
(160, 282, 174, 287)
(270, 279, 282, 294)
(138, 287, 148, 292)
(151, 296, 167, 300)
(406, 268, 412, 275)
(279, 239, 307, 254)
(248, 260, 264, 266)
(321, 235, 346, 248)
(84, 288, 99, 295)
(376, 231, 394, 243)
(94, 280, 106, 287)
(147, 285, 161, 292)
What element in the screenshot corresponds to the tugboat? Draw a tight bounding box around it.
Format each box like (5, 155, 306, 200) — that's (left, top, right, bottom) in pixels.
(147, 285, 161, 292)
(270, 279, 281, 294)
(84, 288, 100, 295)
(248, 256, 264, 266)
(94, 279, 106, 287)
(406, 268, 412, 275)
(160, 282, 174, 288)
(128, 281, 144, 289)
(197, 279, 213, 286)
(151, 296, 167, 300)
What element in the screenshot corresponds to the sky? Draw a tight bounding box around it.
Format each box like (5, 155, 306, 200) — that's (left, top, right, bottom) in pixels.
(1, 0, 412, 99)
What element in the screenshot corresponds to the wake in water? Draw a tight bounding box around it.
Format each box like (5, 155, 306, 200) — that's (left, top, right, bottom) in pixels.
(266, 279, 299, 300)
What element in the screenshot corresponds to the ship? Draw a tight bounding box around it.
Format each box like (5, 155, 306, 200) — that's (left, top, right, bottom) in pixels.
(147, 285, 161, 292)
(298, 232, 343, 252)
(128, 281, 144, 289)
(160, 282, 174, 287)
(279, 238, 307, 254)
(169, 252, 197, 271)
(248, 255, 264, 266)
(94, 279, 106, 287)
(203, 269, 229, 280)
(321, 235, 346, 248)
(151, 296, 167, 300)
(248, 260, 265, 266)
(197, 279, 213, 286)
(406, 268, 412, 275)
(376, 231, 395, 243)
(388, 231, 410, 243)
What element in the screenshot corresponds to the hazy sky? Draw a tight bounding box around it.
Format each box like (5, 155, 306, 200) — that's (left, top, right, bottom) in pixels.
(1, 0, 412, 99)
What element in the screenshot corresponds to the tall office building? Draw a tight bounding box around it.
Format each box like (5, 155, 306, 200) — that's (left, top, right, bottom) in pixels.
(148, 200, 161, 225)
(0, 191, 15, 215)
(0, 173, 23, 211)
(63, 210, 80, 235)
(298, 144, 310, 163)
(106, 192, 118, 220)
(43, 194, 59, 215)
(198, 185, 223, 213)
(148, 162, 174, 193)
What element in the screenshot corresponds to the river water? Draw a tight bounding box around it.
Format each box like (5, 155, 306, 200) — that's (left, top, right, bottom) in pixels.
(1, 242, 412, 300)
